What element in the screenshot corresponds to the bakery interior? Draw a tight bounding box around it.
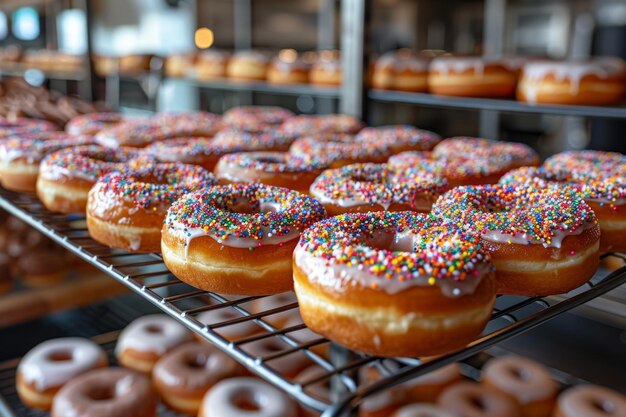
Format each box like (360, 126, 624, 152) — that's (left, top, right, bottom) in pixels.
(0, 0, 625, 416)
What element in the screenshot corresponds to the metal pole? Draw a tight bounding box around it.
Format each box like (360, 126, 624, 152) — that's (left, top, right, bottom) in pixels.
(81, 0, 95, 101)
(339, 0, 368, 119)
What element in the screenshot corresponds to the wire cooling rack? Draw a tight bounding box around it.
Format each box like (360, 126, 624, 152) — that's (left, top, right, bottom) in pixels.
(0, 188, 625, 416)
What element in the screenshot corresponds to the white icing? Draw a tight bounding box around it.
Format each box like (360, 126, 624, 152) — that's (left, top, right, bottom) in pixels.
(18, 338, 106, 391)
(430, 57, 501, 75)
(377, 52, 430, 72)
(115, 315, 193, 356)
(394, 404, 457, 417)
(480, 221, 590, 248)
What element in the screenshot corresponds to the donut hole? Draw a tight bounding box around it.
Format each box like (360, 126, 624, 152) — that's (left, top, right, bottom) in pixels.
(351, 174, 382, 184)
(47, 350, 73, 362)
(508, 366, 530, 382)
(145, 324, 163, 334)
(467, 395, 487, 411)
(591, 399, 615, 414)
(86, 386, 116, 401)
(255, 156, 284, 165)
(184, 353, 207, 369)
(232, 389, 262, 411)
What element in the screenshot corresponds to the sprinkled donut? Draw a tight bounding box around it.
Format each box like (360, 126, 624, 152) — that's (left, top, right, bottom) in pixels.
(86, 162, 216, 252)
(309, 163, 448, 215)
(37, 145, 148, 214)
(482, 356, 558, 417)
(438, 381, 522, 417)
(356, 125, 441, 153)
(153, 110, 224, 136)
(432, 185, 601, 296)
(116, 315, 193, 375)
(162, 183, 326, 295)
(0, 132, 93, 192)
(51, 368, 158, 417)
(146, 137, 243, 171)
(290, 134, 390, 167)
(16, 338, 108, 411)
(153, 342, 243, 414)
(279, 114, 364, 137)
(293, 211, 496, 357)
(212, 128, 297, 151)
(543, 150, 626, 176)
(214, 151, 328, 194)
(554, 385, 626, 417)
(199, 377, 297, 417)
(65, 112, 124, 136)
(432, 137, 540, 169)
(0, 117, 57, 138)
(393, 404, 457, 417)
(223, 105, 294, 132)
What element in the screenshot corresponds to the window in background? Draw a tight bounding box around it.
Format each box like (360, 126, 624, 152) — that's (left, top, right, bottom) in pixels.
(57, 9, 87, 54)
(13, 7, 40, 41)
(0, 12, 8, 40)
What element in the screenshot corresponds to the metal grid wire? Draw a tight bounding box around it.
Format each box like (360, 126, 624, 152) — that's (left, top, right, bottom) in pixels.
(0, 189, 625, 416)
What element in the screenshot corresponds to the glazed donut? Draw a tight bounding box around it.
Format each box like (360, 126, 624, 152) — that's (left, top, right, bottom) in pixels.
(164, 51, 196, 77)
(554, 385, 626, 417)
(388, 152, 511, 187)
(153, 342, 243, 414)
(393, 404, 457, 417)
(118, 53, 153, 74)
(290, 134, 390, 168)
(428, 57, 517, 98)
(295, 366, 331, 417)
(310, 50, 342, 86)
(279, 114, 364, 137)
(0, 117, 57, 138)
(226, 50, 270, 81)
(401, 362, 463, 403)
(482, 356, 558, 417)
(432, 137, 540, 169)
(356, 125, 441, 153)
(359, 364, 407, 417)
(268, 50, 311, 85)
(517, 58, 626, 105)
(214, 151, 328, 194)
(86, 162, 215, 252)
(194, 49, 230, 80)
(372, 50, 430, 92)
(543, 150, 626, 175)
(199, 377, 297, 417)
(438, 382, 522, 417)
(0, 132, 93, 192)
(15, 248, 69, 287)
(500, 166, 626, 253)
(0, 254, 12, 294)
(223, 105, 294, 132)
(293, 211, 496, 357)
(212, 128, 297, 151)
(65, 112, 124, 136)
(116, 315, 193, 374)
(146, 137, 243, 171)
(37, 145, 147, 214)
(51, 368, 157, 417)
(432, 185, 601, 296)
(161, 183, 326, 295)
(309, 163, 448, 215)
(16, 338, 107, 411)
(153, 111, 224, 137)
(241, 338, 310, 378)
(196, 306, 259, 341)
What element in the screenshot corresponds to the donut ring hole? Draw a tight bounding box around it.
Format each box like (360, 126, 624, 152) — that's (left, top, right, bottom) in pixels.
(507, 366, 531, 382)
(232, 389, 263, 411)
(145, 324, 163, 334)
(361, 231, 412, 252)
(47, 350, 73, 362)
(131, 172, 171, 185)
(591, 398, 616, 414)
(351, 174, 383, 184)
(224, 198, 277, 215)
(184, 353, 208, 369)
(467, 394, 487, 411)
(254, 156, 285, 165)
(86, 386, 116, 401)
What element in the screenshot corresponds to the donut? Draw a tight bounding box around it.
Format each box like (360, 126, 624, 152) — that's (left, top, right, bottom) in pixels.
(499, 166, 626, 253)
(432, 185, 601, 296)
(482, 356, 558, 417)
(161, 183, 326, 295)
(226, 50, 270, 81)
(16, 338, 107, 411)
(115, 315, 193, 374)
(86, 162, 215, 252)
(310, 50, 342, 86)
(0, 117, 57, 138)
(153, 111, 224, 137)
(0, 254, 12, 294)
(543, 150, 626, 175)
(0, 132, 93, 192)
(196, 306, 259, 341)
(194, 49, 230, 80)
(359, 364, 407, 417)
(293, 211, 496, 357)
(165, 51, 196, 77)
(432, 137, 540, 169)
(393, 404, 457, 417)
(212, 128, 297, 151)
(37, 145, 147, 214)
(554, 385, 626, 417)
(428, 57, 518, 98)
(372, 50, 430, 92)
(517, 58, 626, 105)
(15, 247, 69, 287)
(223, 105, 294, 132)
(290, 134, 390, 168)
(438, 382, 522, 417)
(118, 53, 153, 74)
(251, 291, 299, 327)
(279, 114, 364, 137)
(356, 125, 441, 153)
(146, 137, 243, 171)
(51, 368, 157, 417)
(401, 362, 463, 403)
(65, 112, 124, 136)
(295, 366, 331, 417)
(309, 163, 448, 215)
(199, 377, 297, 417)
(241, 338, 310, 378)
(214, 151, 328, 194)
(153, 342, 243, 414)
(268, 50, 311, 85)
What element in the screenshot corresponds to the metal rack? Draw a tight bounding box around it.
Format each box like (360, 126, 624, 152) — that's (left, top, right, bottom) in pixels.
(0, 189, 625, 417)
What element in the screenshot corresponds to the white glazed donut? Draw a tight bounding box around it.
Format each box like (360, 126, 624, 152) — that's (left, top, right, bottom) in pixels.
(393, 404, 457, 417)
(199, 377, 297, 417)
(554, 385, 626, 417)
(115, 314, 193, 374)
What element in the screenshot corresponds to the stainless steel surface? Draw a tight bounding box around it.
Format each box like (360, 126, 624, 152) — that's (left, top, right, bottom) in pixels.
(340, 0, 366, 117)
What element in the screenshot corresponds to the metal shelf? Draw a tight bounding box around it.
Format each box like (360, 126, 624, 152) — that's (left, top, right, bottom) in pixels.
(0, 66, 87, 82)
(0, 189, 624, 417)
(369, 89, 626, 119)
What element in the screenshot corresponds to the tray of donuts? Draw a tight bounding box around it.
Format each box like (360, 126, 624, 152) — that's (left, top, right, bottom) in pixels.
(371, 49, 626, 106)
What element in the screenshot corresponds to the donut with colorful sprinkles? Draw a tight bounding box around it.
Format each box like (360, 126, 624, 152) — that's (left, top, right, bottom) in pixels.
(290, 134, 390, 168)
(212, 128, 297, 152)
(86, 162, 216, 252)
(37, 145, 149, 214)
(278, 114, 364, 137)
(432, 184, 600, 296)
(293, 211, 496, 357)
(309, 163, 448, 215)
(223, 106, 294, 132)
(214, 151, 329, 194)
(0, 117, 57, 138)
(356, 125, 441, 153)
(161, 183, 326, 295)
(146, 137, 243, 171)
(65, 112, 124, 136)
(432, 137, 540, 170)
